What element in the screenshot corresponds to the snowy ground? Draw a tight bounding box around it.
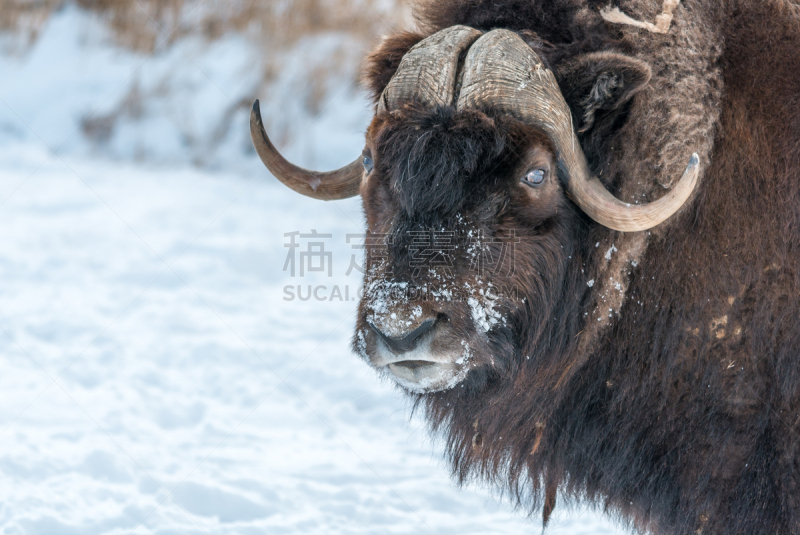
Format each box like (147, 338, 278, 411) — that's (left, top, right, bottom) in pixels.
(0, 5, 628, 534)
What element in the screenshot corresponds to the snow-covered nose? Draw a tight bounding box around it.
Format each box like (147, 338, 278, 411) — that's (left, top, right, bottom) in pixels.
(368, 317, 437, 354)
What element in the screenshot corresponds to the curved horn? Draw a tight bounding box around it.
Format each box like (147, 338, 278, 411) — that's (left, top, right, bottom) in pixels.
(250, 100, 362, 200)
(378, 25, 482, 112)
(457, 30, 699, 232)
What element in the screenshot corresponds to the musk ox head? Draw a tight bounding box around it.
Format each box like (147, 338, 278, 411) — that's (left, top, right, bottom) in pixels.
(251, 27, 699, 394)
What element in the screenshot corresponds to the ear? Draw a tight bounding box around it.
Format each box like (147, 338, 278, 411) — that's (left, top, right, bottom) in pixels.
(362, 31, 425, 105)
(555, 52, 652, 133)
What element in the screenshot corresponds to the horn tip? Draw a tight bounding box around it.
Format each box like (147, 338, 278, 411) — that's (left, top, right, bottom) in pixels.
(251, 100, 263, 124)
(689, 153, 700, 167)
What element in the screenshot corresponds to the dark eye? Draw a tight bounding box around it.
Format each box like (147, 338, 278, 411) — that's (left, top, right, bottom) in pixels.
(522, 168, 546, 187)
(363, 155, 374, 174)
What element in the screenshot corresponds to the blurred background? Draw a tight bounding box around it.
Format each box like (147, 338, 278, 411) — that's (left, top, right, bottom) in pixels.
(0, 1, 625, 533)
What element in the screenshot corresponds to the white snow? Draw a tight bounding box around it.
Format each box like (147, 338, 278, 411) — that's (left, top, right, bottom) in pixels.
(0, 6, 628, 534)
(467, 291, 505, 333)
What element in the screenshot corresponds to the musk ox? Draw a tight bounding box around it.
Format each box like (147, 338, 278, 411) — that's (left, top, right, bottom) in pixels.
(251, 0, 800, 533)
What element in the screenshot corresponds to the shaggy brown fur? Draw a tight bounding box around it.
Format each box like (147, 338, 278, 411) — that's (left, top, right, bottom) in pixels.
(351, 1, 800, 534)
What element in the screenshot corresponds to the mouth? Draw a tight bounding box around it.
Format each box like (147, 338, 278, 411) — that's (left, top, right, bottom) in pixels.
(385, 359, 467, 392)
(374, 345, 467, 390)
(364, 316, 472, 393)
(387, 358, 450, 381)
(391, 359, 434, 371)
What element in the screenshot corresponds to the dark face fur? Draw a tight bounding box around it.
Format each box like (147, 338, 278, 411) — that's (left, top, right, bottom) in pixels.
(353, 105, 582, 392)
(352, 31, 651, 395)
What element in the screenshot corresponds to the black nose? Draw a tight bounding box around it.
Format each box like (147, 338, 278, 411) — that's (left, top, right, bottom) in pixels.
(368, 318, 437, 354)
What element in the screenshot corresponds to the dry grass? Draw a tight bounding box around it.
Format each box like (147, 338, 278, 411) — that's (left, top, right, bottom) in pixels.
(2, 0, 408, 160)
(1, 0, 408, 52)
(2, 0, 408, 113)
(0, 0, 63, 43)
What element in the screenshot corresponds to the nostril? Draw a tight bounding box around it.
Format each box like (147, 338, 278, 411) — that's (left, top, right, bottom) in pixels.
(368, 318, 437, 355)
